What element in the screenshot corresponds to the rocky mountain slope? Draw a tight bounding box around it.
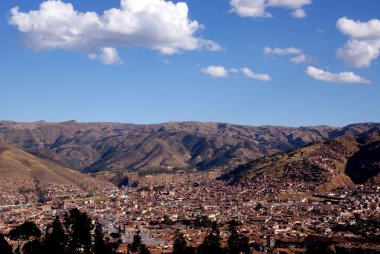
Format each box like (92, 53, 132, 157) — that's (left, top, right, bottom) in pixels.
(0, 121, 379, 177)
(220, 130, 380, 191)
(0, 145, 116, 205)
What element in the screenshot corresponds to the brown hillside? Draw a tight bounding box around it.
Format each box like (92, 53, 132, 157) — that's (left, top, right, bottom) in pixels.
(0, 145, 116, 206)
(221, 131, 380, 192)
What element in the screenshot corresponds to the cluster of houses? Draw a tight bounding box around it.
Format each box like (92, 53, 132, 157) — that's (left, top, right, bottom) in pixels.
(0, 171, 379, 253)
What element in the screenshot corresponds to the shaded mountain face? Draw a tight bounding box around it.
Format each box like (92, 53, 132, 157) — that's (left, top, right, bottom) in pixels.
(220, 131, 380, 191)
(346, 131, 380, 184)
(0, 145, 116, 205)
(0, 121, 379, 176)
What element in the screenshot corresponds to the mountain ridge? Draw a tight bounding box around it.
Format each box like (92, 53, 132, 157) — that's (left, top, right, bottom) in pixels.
(0, 121, 379, 185)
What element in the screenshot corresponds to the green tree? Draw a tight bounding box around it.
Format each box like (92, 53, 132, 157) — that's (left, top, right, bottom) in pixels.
(64, 208, 94, 254)
(198, 222, 223, 254)
(227, 220, 250, 254)
(0, 233, 13, 254)
(43, 216, 68, 254)
(9, 222, 41, 240)
(173, 229, 187, 254)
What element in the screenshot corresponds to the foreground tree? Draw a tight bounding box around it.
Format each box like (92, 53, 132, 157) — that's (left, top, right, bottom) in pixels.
(43, 216, 68, 254)
(173, 229, 187, 254)
(22, 239, 43, 254)
(0, 233, 13, 254)
(9, 222, 41, 240)
(93, 221, 120, 254)
(198, 222, 223, 254)
(129, 231, 142, 253)
(64, 208, 93, 254)
(139, 244, 151, 254)
(226, 220, 250, 254)
(128, 231, 151, 254)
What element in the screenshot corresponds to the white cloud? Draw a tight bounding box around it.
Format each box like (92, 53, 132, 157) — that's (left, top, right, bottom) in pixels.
(306, 66, 370, 84)
(290, 54, 307, 64)
(336, 17, 380, 68)
(337, 17, 380, 40)
(202, 66, 271, 81)
(229, 0, 271, 18)
(9, 0, 221, 64)
(88, 47, 123, 65)
(267, 0, 311, 9)
(99, 47, 123, 65)
(240, 67, 272, 81)
(201, 66, 229, 78)
(290, 54, 316, 64)
(265, 46, 315, 64)
(337, 39, 380, 68)
(264, 47, 303, 55)
(229, 68, 240, 73)
(230, 0, 312, 19)
(291, 9, 306, 18)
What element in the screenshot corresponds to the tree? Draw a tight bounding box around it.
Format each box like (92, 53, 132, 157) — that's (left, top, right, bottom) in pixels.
(93, 221, 120, 254)
(226, 220, 250, 254)
(0, 233, 13, 254)
(139, 244, 151, 254)
(64, 208, 94, 254)
(194, 216, 212, 228)
(22, 239, 43, 254)
(43, 216, 68, 254)
(129, 231, 142, 253)
(93, 221, 108, 254)
(9, 222, 41, 240)
(255, 203, 263, 211)
(128, 231, 151, 254)
(173, 230, 187, 254)
(162, 215, 174, 225)
(198, 222, 223, 254)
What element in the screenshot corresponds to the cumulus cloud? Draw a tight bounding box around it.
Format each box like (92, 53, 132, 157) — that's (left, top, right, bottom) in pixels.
(291, 9, 306, 18)
(290, 54, 307, 64)
(99, 47, 123, 65)
(201, 66, 229, 78)
(337, 17, 380, 40)
(230, 0, 312, 19)
(201, 65, 271, 81)
(9, 0, 221, 64)
(306, 66, 370, 84)
(264, 47, 303, 55)
(336, 17, 380, 68)
(265, 46, 315, 64)
(290, 54, 317, 64)
(240, 67, 272, 81)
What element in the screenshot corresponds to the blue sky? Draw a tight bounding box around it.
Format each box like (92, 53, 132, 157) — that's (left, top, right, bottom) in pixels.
(0, 0, 379, 127)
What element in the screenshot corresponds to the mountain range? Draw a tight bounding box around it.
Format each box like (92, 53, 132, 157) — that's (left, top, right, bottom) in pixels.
(0, 120, 379, 187)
